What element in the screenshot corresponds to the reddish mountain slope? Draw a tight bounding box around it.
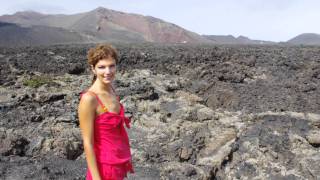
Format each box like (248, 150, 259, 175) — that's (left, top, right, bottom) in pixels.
(0, 7, 211, 44)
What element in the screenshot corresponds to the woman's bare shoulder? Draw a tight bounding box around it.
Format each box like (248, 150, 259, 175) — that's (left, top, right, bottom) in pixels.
(79, 92, 97, 108)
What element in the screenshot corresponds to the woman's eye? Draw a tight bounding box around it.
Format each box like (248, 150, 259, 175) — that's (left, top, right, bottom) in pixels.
(97, 65, 115, 69)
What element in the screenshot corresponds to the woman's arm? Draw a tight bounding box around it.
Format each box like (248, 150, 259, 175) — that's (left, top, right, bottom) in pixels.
(78, 93, 101, 180)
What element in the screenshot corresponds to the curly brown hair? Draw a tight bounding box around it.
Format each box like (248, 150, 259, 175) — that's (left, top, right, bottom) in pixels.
(87, 44, 119, 84)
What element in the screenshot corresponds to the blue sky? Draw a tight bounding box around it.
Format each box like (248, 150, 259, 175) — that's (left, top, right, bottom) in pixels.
(1, 0, 320, 42)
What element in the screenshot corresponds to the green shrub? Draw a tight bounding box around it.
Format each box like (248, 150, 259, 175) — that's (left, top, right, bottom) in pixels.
(23, 76, 53, 88)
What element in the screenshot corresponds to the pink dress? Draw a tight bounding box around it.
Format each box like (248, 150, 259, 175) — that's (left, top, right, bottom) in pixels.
(80, 91, 134, 180)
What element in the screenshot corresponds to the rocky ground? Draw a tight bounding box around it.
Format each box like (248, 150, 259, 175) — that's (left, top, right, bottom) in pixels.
(0, 43, 319, 180)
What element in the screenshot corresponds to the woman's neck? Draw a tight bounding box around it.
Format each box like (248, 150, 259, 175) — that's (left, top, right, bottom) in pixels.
(92, 81, 114, 94)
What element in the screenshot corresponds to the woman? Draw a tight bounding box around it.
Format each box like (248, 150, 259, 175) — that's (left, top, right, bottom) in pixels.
(78, 44, 134, 180)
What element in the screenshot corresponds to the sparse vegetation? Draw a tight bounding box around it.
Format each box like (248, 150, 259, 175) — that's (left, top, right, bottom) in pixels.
(23, 75, 54, 88)
(63, 76, 72, 82)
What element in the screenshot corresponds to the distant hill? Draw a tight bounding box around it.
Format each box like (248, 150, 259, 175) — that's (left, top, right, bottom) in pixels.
(0, 22, 94, 46)
(286, 33, 320, 45)
(2, 7, 318, 46)
(202, 35, 275, 45)
(0, 7, 211, 45)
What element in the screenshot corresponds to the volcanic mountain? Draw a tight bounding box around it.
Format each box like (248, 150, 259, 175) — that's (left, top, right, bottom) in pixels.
(287, 33, 320, 45)
(0, 7, 211, 45)
(202, 35, 275, 45)
(0, 22, 93, 46)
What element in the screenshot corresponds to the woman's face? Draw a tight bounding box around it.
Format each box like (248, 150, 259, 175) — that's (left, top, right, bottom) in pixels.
(92, 57, 116, 84)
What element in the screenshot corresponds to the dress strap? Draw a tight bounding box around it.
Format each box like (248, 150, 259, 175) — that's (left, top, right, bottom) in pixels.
(86, 91, 108, 112)
(80, 88, 119, 112)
